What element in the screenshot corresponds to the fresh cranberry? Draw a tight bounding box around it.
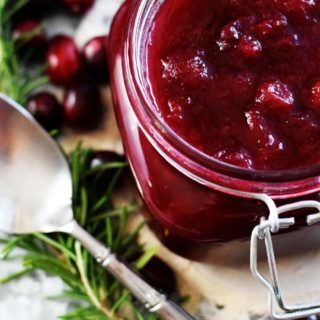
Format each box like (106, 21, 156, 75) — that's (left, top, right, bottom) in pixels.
(63, 0, 95, 14)
(63, 81, 103, 130)
(82, 36, 109, 84)
(12, 20, 46, 49)
(162, 50, 212, 90)
(46, 35, 81, 85)
(27, 92, 63, 131)
(255, 80, 294, 112)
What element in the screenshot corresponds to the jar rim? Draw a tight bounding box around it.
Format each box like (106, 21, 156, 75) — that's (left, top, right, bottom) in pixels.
(123, 0, 320, 199)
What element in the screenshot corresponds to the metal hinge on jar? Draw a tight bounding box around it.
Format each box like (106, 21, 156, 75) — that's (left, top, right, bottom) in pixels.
(250, 199, 320, 320)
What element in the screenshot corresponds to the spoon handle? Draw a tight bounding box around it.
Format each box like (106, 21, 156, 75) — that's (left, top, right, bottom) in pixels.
(67, 220, 195, 320)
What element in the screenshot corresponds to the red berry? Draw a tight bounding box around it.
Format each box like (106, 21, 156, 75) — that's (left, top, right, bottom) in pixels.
(12, 20, 46, 48)
(256, 80, 294, 112)
(82, 36, 109, 83)
(27, 92, 63, 131)
(63, 81, 103, 130)
(46, 35, 81, 85)
(63, 0, 95, 14)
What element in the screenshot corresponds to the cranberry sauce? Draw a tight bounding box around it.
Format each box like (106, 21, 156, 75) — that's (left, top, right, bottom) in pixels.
(148, 0, 320, 170)
(109, 1, 320, 244)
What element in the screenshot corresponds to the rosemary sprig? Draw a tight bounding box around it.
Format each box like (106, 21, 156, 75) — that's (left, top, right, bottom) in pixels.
(0, 0, 47, 104)
(1, 144, 161, 320)
(0, 1, 168, 319)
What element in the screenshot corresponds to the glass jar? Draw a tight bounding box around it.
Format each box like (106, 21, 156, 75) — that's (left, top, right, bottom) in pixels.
(108, 0, 320, 244)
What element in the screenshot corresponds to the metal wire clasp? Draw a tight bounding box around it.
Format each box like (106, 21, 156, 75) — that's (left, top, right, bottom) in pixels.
(250, 199, 320, 320)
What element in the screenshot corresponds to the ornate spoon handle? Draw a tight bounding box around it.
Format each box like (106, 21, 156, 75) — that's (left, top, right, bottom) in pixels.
(64, 220, 195, 320)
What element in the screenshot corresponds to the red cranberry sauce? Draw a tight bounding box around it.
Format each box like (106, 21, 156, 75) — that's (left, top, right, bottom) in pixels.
(148, 0, 320, 170)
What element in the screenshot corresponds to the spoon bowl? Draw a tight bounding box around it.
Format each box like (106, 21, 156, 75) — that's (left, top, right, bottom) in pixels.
(0, 94, 73, 234)
(0, 94, 194, 320)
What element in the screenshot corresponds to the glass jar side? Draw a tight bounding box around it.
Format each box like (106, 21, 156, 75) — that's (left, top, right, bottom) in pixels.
(108, 0, 320, 243)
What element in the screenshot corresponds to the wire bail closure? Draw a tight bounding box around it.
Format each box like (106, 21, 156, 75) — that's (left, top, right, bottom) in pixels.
(250, 199, 320, 319)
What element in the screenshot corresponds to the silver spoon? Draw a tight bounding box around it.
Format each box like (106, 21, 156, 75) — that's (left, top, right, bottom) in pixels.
(0, 94, 194, 320)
